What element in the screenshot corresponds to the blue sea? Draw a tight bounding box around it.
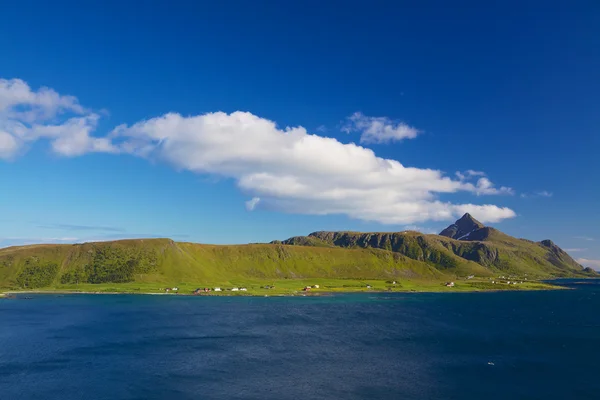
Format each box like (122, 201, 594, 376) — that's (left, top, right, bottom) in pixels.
(1, 280, 599, 399)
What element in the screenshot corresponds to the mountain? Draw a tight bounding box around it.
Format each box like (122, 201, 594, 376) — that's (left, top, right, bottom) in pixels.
(275, 214, 595, 278)
(0, 215, 594, 291)
(439, 213, 484, 240)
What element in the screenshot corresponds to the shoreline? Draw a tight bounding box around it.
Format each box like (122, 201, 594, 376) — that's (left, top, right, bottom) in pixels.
(1, 284, 569, 298)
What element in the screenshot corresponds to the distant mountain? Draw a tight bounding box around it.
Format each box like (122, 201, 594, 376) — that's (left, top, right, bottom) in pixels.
(274, 214, 596, 278)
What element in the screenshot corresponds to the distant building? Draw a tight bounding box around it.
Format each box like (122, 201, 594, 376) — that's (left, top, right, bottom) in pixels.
(445, 282, 455, 287)
(313, 284, 320, 289)
(240, 287, 247, 291)
(231, 287, 239, 291)
(214, 287, 222, 292)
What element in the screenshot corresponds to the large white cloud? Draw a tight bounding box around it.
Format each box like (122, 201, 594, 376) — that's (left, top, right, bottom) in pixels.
(110, 111, 515, 224)
(0, 78, 116, 159)
(1, 78, 517, 225)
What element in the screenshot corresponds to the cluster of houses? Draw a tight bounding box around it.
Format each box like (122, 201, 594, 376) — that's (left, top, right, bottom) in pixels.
(302, 284, 320, 291)
(192, 287, 247, 294)
(491, 280, 522, 285)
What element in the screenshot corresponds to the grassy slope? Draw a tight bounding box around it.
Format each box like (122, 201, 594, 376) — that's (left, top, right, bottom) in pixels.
(0, 231, 588, 294)
(0, 239, 450, 291)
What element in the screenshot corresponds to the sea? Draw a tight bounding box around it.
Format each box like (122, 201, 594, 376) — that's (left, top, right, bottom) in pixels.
(1, 279, 599, 400)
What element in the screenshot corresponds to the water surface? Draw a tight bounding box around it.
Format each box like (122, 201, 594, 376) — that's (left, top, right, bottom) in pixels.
(1, 280, 599, 399)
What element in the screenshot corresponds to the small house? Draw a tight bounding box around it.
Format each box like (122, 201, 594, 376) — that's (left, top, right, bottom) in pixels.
(303, 286, 311, 291)
(214, 287, 222, 292)
(313, 284, 320, 289)
(240, 287, 247, 291)
(231, 287, 239, 292)
(445, 282, 455, 287)
(366, 285, 372, 289)
(172, 287, 178, 291)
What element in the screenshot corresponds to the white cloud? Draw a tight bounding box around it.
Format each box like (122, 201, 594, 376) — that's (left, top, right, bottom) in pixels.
(0, 78, 116, 159)
(456, 171, 513, 196)
(574, 236, 595, 241)
(0, 78, 517, 225)
(576, 258, 600, 271)
(245, 197, 261, 211)
(565, 248, 586, 252)
(472, 177, 514, 196)
(343, 112, 420, 144)
(401, 225, 438, 234)
(110, 111, 515, 224)
(521, 190, 553, 199)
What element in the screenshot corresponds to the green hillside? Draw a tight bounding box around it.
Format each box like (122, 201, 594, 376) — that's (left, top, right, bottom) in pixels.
(0, 214, 594, 295)
(0, 239, 451, 291)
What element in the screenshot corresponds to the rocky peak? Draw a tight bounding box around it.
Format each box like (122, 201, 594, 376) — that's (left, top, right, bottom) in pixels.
(439, 213, 485, 240)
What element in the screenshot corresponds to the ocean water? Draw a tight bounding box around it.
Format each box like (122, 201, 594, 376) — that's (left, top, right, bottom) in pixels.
(1, 280, 599, 400)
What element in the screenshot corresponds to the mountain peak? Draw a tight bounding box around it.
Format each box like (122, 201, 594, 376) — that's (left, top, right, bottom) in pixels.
(439, 213, 485, 240)
(457, 213, 484, 227)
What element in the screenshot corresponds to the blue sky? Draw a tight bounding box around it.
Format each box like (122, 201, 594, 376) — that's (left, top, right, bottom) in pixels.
(0, 1, 598, 268)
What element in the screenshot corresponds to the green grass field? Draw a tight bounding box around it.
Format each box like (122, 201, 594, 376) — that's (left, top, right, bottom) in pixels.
(3, 277, 562, 296)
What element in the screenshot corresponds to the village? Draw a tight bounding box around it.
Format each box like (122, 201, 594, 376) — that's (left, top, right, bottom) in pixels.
(160, 281, 405, 295)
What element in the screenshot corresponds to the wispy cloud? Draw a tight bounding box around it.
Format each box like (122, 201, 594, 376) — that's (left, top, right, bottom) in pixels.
(0, 233, 191, 248)
(37, 223, 126, 232)
(342, 112, 420, 144)
(401, 225, 438, 234)
(245, 197, 260, 211)
(574, 236, 595, 241)
(520, 191, 553, 199)
(0, 237, 80, 248)
(564, 248, 586, 252)
(576, 258, 600, 271)
(455, 171, 514, 196)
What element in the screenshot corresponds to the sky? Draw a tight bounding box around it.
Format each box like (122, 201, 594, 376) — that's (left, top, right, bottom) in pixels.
(0, 1, 598, 268)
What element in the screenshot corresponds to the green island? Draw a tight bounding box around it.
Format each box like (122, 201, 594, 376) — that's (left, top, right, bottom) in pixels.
(1, 214, 595, 296)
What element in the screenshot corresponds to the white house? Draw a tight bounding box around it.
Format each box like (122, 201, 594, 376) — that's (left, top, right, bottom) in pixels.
(172, 287, 178, 291)
(231, 287, 239, 291)
(313, 284, 320, 289)
(240, 287, 247, 291)
(214, 287, 222, 292)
